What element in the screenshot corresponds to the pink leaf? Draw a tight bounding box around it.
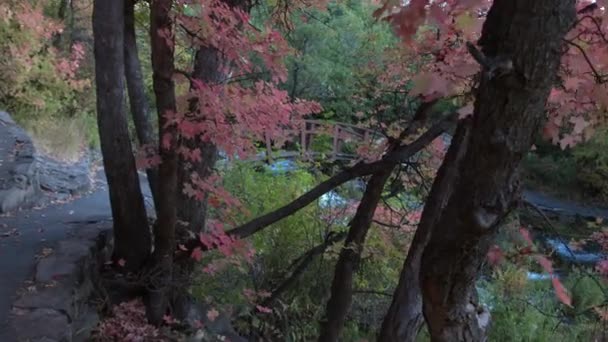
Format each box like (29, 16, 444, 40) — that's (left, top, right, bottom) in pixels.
(534, 255, 554, 274)
(552, 277, 572, 307)
(519, 227, 534, 247)
(487, 245, 504, 266)
(458, 103, 474, 119)
(191, 247, 203, 261)
(256, 305, 273, 314)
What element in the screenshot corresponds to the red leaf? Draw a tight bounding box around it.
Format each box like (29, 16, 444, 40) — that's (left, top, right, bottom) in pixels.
(534, 255, 554, 274)
(486, 245, 504, 266)
(191, 247, 203, 261)
(519, 227, 534, 247)
(552, 277, 572, 307)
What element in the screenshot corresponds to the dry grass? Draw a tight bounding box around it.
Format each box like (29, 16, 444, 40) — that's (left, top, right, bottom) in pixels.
(25, 116, 89, 162)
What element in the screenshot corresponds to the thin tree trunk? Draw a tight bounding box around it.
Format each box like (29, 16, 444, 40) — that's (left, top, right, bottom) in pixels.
(171, 46, 222, 320)
(171, 0, 250, 318)
(419, 1, 575, 340)
(175, 46, 223, 240)
(124, 0, 160, 212)
(318, 167, 394, 342)
(378, 120, 472, 341)
(147, 0, 178, 325)
(92, 0, 151, 271)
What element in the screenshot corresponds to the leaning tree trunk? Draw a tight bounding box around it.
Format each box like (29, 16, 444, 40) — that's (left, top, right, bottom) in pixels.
(418, 1, 575, 340)
(318, 167, 394, 342)
(92, 0, 151, 272)
(124, 0, 160, 212)
(147, 0, 179, 325)
(378, 120, 472, 342)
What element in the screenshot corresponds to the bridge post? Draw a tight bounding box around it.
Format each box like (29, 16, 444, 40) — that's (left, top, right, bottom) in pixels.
(301, 122, 307, 159)
(332, 124, 339, 161)
(265, 133, 273, 163)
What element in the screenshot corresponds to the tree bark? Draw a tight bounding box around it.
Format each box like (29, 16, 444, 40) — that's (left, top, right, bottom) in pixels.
(147, 0, 178, 325)
(92, 0, 151, 271)
(378, 120, 472, 342)
(418, 1, 575, 340)
(175, 46, 223, 240)
(318, 167, 394, 342)
(124, 0, 160, 212)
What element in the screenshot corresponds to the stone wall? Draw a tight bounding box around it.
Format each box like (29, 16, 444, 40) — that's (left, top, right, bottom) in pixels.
(10, 226, 111, 342)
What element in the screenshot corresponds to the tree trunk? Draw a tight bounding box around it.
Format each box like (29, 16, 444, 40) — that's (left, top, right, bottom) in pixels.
(419, 1, 575, 340)
(171, 46, 222, 320)
(92, 0, 151, 271)
(147, 0, 178, 325)
(318, 167, 394, 342)
(378, 120, 472, 342)
(175, 46, 223, 241)
(172, 0, 249, 318)
(124, 0, 160, 212)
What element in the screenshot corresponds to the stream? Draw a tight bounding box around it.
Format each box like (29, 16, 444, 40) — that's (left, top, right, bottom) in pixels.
(235, 156, 608, 280)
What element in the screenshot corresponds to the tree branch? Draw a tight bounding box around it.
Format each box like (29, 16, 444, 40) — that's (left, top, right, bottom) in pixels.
(262, 231, 347, 307)
(176, 114, 456, 258)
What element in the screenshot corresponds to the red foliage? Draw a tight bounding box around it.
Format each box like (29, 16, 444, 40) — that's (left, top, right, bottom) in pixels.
(94, 300, 163, 341)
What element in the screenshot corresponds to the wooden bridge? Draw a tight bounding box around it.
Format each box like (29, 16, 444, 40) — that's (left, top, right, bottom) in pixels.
(260, 120, 385, 163)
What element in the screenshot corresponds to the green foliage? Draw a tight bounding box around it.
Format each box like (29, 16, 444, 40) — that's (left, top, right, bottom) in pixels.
(565, 269, 607, 315)
(572, 129, 608, 203)
(480, 276, 601, 341)
(192, 162, 409, 340)
(524, 129, 608, 205)
(251, 0, 397, 122)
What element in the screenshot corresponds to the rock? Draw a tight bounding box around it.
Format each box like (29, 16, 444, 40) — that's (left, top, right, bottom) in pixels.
(11, 227, 112, 342)
(37, 153, 93, 197)
(11, 308, 71, 342)
(14, 286, 74, 317)
(35, 255, 78, 283)
(0, 111, 40, 213)
(72, 308, 99, 342)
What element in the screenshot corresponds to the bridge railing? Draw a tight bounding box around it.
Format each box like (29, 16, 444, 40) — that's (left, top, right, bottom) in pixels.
(263, 120, 386, 163)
